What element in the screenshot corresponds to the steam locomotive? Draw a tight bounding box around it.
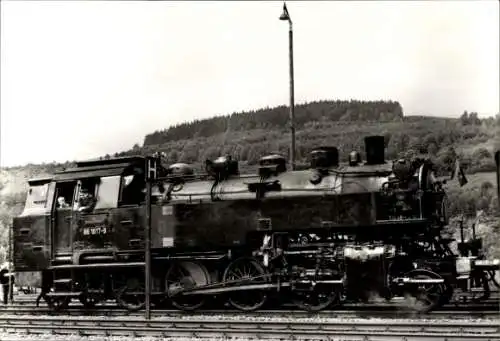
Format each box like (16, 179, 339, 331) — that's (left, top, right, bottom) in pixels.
(12, 136, 500, 313)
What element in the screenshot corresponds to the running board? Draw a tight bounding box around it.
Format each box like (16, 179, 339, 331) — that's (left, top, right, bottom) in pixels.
(48, 261, 145, 270)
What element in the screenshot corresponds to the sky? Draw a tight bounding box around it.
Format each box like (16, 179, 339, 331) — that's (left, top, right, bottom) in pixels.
(1, 1, 499, 167)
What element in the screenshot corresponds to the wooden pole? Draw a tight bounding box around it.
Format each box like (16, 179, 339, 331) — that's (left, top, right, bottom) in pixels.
(280, 3, 295, 170)
(288, 21, 295, 171)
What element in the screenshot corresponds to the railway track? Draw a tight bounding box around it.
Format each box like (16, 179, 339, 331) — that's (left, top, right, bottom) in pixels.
(2, 294, 498, 320)
(1, 295, 498, 340)
(9, 293, 500, 307)
(0, 315, 499, 341)
(2, 302, 499, 318)
(1, 307, 499, 320)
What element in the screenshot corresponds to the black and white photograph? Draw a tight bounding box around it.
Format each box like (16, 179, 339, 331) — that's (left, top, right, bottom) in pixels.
(0, 1, 499, 340)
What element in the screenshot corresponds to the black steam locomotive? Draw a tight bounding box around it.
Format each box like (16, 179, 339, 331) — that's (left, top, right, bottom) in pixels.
(12, 136, 500, 313)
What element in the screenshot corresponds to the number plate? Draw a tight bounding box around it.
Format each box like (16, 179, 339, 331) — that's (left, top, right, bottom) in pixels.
(83, 225, 108, 236)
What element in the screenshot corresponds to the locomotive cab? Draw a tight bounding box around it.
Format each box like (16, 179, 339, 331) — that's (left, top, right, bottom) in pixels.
(50, 157, 152, 265)
(13, 156, 162, 272)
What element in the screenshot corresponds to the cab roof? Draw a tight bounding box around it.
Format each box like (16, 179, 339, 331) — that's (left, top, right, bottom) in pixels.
(27, 176, 53, 186)
(75, 155, 145, 168)
(54, 155, 146, 182)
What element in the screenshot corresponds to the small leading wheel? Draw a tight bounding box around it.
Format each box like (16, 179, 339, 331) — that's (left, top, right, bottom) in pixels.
(79, 294, 102, 309)
(47, 295, 71, 312)
(165, 261, 210, 311)
(222, 257, 269, 312)
(80, 281, 105, 309)
(403, 269, 444, 313)
(115, 275, 145, 312)
(292, 284, 341, 312)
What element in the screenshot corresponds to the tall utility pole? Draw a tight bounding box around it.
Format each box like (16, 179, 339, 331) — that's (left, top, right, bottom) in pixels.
(280, 2, 295, 170)
(144, 157, 156, 320)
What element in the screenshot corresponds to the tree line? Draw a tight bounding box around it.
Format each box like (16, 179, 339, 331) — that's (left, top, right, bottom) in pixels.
(114, 113, 498, 177)
(3, 100, 497, 177)
(143, 100, 404, 145)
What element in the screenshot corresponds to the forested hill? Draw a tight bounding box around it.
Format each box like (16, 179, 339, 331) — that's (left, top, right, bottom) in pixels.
(144, 100, 404, 145)
(128, 100, 498, 177)
(2, 100, 497, 176)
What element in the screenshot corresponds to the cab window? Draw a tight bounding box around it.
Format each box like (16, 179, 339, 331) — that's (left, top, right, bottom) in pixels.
(55, 181, 76, 209)
(120, 172, 145, 206)
(73, 178, 100, 211)
(94, 176, 120, 209)
(81, 178, 98, 197)
(25, 184, 49, 209)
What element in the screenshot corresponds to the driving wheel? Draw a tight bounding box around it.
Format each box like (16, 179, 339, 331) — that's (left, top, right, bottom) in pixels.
(165, 261, 210, 311)
(222, 257, 269, 312)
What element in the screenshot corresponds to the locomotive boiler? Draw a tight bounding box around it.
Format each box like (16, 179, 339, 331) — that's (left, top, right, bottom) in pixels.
(11, 136, 500, 313)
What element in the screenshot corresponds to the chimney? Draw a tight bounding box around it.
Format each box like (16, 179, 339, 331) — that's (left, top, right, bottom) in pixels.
(364, 135, 385, 165)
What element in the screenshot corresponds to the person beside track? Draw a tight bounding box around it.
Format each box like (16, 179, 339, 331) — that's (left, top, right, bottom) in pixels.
(0, 265, 14, 305)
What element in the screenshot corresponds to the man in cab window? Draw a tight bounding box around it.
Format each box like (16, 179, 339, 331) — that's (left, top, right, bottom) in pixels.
(78, 187, 97, 212)
(57, 197, 69, 208)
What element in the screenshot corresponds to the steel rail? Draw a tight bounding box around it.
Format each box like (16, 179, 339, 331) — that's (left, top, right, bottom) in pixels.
(0, 316, 499, 340)
(10, 294, 500, 306)
(0, 308, 498, 320)
(0, 304, 499, 318)
(8, 299, 500, 307)
(4, 302, 500, 310)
